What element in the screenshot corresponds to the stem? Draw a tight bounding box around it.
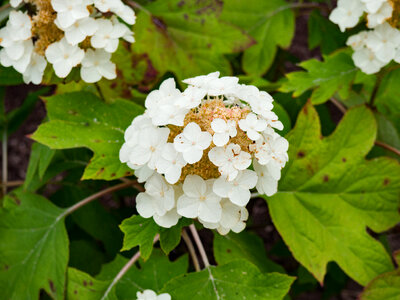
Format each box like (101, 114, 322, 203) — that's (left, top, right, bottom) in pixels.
(330, 98, 346, 114)
(375, 141, 400, 157)
(369, 74, 384, 108)
(189, 224, 210, 268)
(0, 3, 10, 14)
(94, 83, 105, 102)
(63, 181, 139, 217)
(182, 229, 200, 272)
(101, 234, 160, 300)
(0, 180, 23, 187)
(124, 0, 151, 15)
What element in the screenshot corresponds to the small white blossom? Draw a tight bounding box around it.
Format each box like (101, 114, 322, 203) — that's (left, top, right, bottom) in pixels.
(352, 47, 386, 74)
(177, 175, 222, 223)
(205, 76, 239, 96)
(45, 38, 84, 78)
(179, 86, 207, 109)
(253, 160, 278, 197)
(23, 52, 47, 84)
(136, 289, 171, 300)
(80, 49, 116, 83)
(0, 39, 33, 73)
(329, 0, 364, 32)
(247, 91, 274, 119)
(174, 122, 212, 164)
(91, 19, 126, 53)
(136, 174, 175, 220)
(360, 0, 386, 14)
(156, 143, 187, 184)
(133, 165, 155, 183)
(145, 78, 189, 126)
(238, 113, 268, 141)
(62, 17, 98, 45)
(201, 199, 249, 235)
(213, 170, 258, 207)
(51, 0, 91, 29)
(7, 11, 32, 41)
(126, 126, 170, 169)
(10, 0, 24, 8)
(182, 71, 220, 89)
(365, 23, 400, 63)
(367, 2, 393, 28)
(208, 143, 252, 181)
(347, 31, 369, 50)
(211, 118, 237, 147)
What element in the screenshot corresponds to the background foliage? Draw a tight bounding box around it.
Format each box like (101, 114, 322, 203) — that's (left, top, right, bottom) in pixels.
(0, 0, 399, 299)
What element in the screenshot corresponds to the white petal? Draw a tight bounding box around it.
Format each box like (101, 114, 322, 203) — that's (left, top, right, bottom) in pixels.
(136, 193, 155, 218)
(177, 195, 200, 218)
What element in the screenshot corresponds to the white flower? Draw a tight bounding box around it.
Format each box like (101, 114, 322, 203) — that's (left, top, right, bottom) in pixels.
(133, 165, 155, 183)
(112, 4, 137, 25)
(201, 199, 249, 235)
(126, 126, 170, 169)
(0, 40, 33, 73)
(352, 47, 386, 74)
(208, 143, 252, 181)
(347, 31, 368, 50)
(80, 49, 116, 83)
(179, 86, 207, 109)
(136, 174, 175, 219)
(211, 118, 237, 147)
(329, 0, 364, 32)
(238, 113, 267, 141)
(51, 0, 90, 29)
(182, 71, 220, 89)
(145, 78, 188, 126)
(136, 289, 171, 300)
(91, 19, 126, 53)
(248, 91, 274, 119)
(367, 2, 393, 28)
(205, 76, 239, 96)
(7, 11, 32, 41)
(174, 122, 212, 164)
(253, 160, 278, 197)
(365, 23, 400, 63)
(120, 114, 153, 151)
(45, 38, 84, 78)
(62, 17, 98, 45)
(250, 133, 289, 170)
(156, 143, 187, 184)
(360, 0, 386, 13)
(213, 170, 258, 206)
(177, 175, 222, 223)
(23, 52, 47, 84)
(10, 0, 24, 8)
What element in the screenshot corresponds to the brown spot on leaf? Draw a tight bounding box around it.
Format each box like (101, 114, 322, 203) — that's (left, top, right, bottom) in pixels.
(51, 136, 57, 139)
(226, 248, 231, 253)
(83, 280, 87, 286)
(303, 105, 308, 115)
(323, 175, 329, 182)
(97, 168, 105, 176)
(152, 16, 167, 32)
(183, 13, 189, 20)
(177, 0, 185, 7)
(4, 265, 9, 270)
(125, 171, 132, 176)
(89, 281, 93, 286)
(111, 173, 116, 177)
(68, 110, 78, 115)
(383, 178, 390, 186)
(74, 290, 77, 294)
(84, 122, 90, 127)
(297, 151, 305, 158)
(49, 280, 56, 293)
(94, 139, 102, 143)
(342, 157, 347, 162)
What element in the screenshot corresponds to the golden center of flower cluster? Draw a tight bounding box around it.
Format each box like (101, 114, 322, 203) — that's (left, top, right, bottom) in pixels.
(168, 97, 254, 182)
(389, 0, 400, 27)
(28, 0, 64, 55)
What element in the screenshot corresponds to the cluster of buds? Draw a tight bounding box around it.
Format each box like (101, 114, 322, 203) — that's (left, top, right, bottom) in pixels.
(120, 72, 289, 235)
(330, 0, 400, 74)
(0, 0, 135, 84)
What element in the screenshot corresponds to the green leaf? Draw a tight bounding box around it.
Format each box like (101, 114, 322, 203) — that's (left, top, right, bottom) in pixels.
(266, 102, 400, 285)
(221, 0, 295, 76)
(360, 252, 400, 300)
(133, 0, 253, 83)
(162, 260, 295, 300)
(214, 231, 285, 273)
(0, 65, 23, 86)
(280, 51, 359, 104)
(120, 215, 159, 259)
(0, 190, 69, 299)
(308, 10, 347, 54)
(159, 218, 192, 255)
(68, 250, 188, 300)
(24, 143, 56, 189)
(31, 91, 144, 180)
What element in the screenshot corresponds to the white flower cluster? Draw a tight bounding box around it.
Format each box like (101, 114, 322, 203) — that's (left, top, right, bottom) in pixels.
(120, 72, 289, 235)
(0, 0, 135, 84)
(329, 0, 400, 74)
(136, 289, 171, 300)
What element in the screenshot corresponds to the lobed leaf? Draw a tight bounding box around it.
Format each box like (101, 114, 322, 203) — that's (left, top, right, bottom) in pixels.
(266, 102, 400, 285)
(31, 91, 144, 180)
